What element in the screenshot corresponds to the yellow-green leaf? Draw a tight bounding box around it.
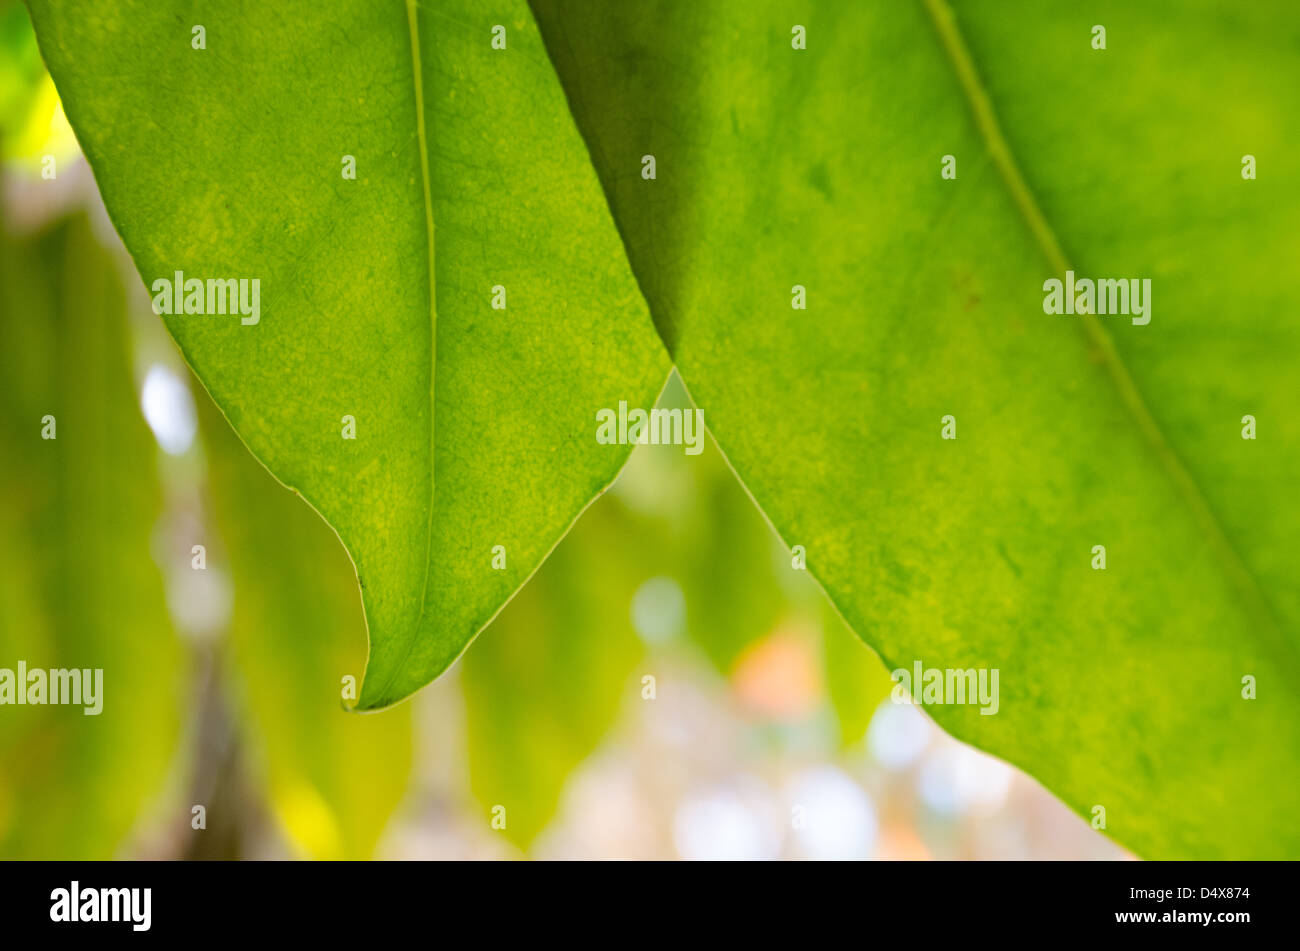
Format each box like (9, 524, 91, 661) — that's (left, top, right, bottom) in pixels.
(27, 0, 669, 710)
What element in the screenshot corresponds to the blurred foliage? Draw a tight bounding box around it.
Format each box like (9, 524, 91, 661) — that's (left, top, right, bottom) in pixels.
(823, 605, 894, 747)
(198, 393, 413, 859)
(0, 1, 40, 139)
(0, 0, 71, 164)
(0, 210, 184, 857)
(462, 496, 646, 850)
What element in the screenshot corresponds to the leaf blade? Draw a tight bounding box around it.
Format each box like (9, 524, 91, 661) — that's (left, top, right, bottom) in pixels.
(27, 0, 670, 709)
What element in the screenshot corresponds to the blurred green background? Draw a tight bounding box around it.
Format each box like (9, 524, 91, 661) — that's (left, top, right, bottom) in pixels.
(0, 1, 1124, 859)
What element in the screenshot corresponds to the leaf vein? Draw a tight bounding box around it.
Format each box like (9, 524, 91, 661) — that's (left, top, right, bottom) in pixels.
(921, 0, 1294, 667)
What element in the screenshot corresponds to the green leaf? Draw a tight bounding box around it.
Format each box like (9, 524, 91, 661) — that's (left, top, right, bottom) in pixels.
(197, 388, 413, 859)
(27, 0, 669, 709)
(0, 212, 183, 857)
(531, 0, 1300, 857)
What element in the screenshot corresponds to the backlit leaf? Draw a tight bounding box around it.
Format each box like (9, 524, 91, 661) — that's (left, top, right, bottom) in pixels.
(531, 0, 1300, 858)
(28, 0, 669, 710)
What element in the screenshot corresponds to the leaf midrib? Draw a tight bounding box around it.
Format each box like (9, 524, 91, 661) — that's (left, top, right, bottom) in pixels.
(920, 0, 1293, 668)
(365, 0, 438, 707)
